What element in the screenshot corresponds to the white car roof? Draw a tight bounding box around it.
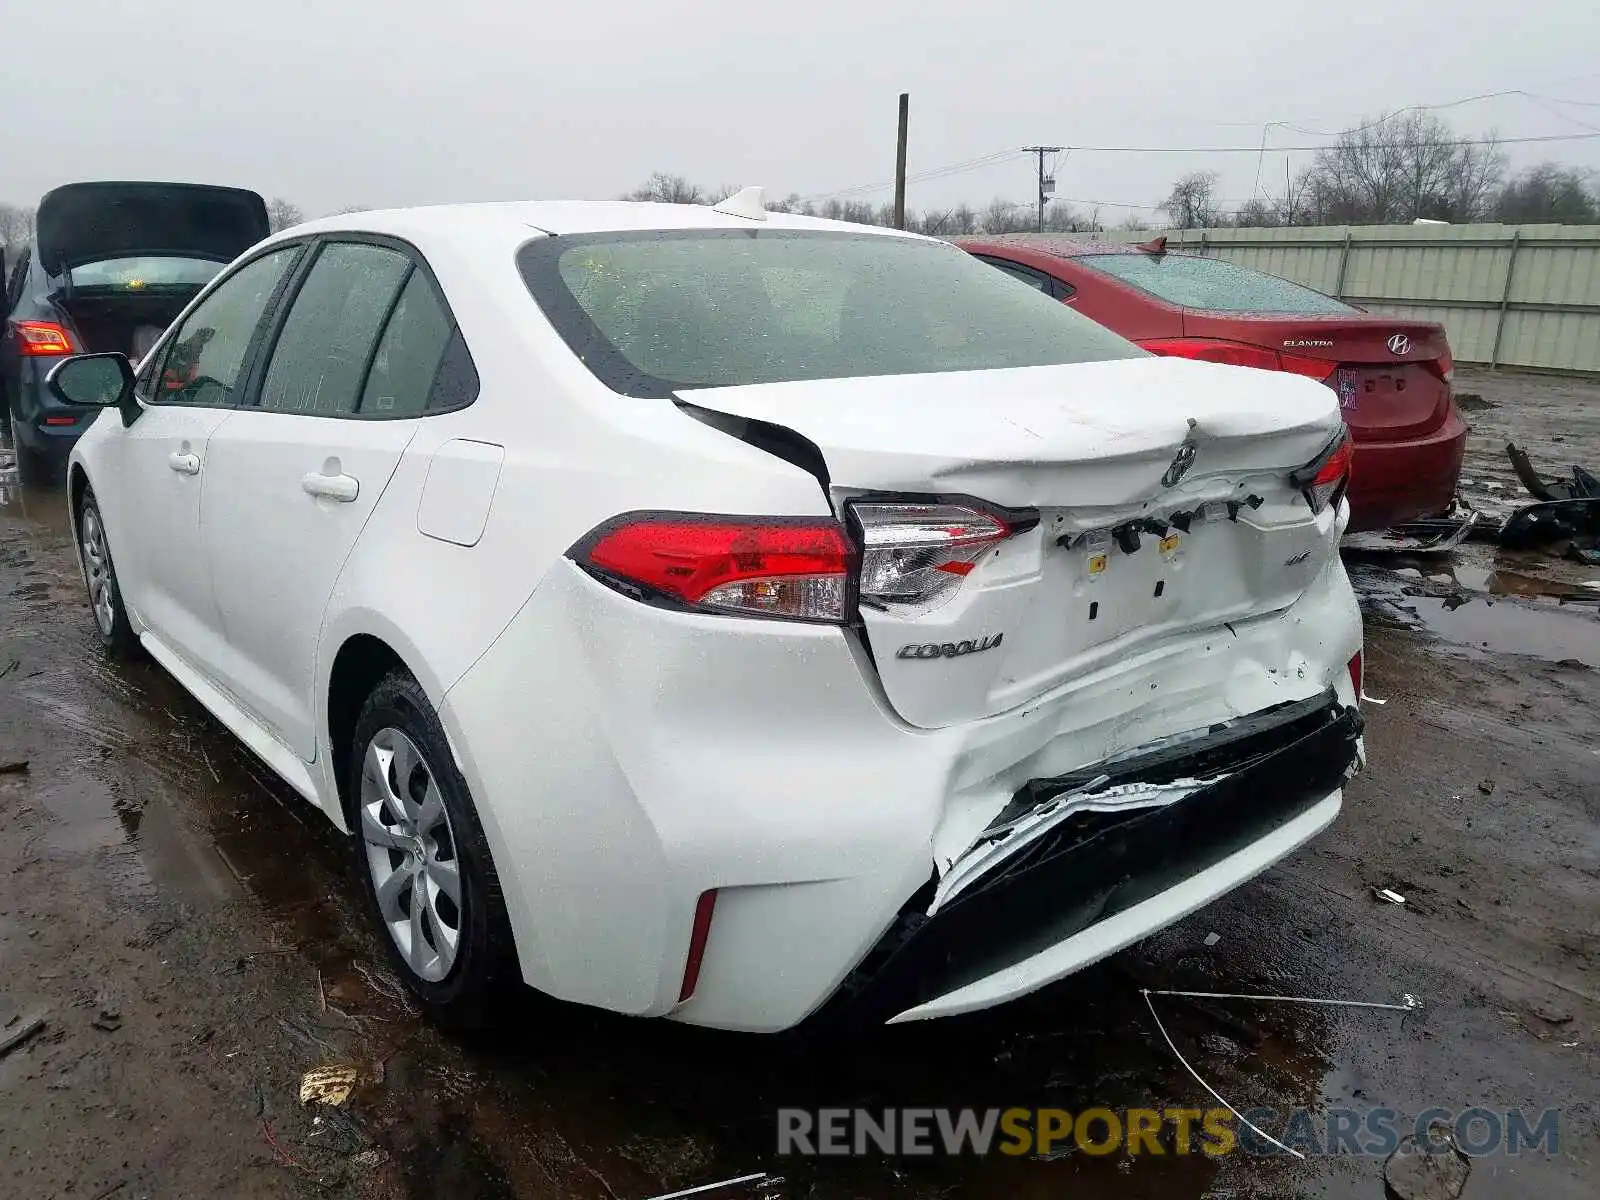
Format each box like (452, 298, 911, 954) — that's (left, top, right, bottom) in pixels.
(275, 199, 929, 246)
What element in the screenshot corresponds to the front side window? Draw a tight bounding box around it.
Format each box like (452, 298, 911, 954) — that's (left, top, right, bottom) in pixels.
(1076, 253, 1357, 315)
(518, 229, 1140, 397)
(151, 246, 299, 407)
(259, 243, 410, 416)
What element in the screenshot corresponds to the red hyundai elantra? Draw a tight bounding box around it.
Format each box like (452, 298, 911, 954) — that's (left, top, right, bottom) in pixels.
(956, 234, 1467, 533)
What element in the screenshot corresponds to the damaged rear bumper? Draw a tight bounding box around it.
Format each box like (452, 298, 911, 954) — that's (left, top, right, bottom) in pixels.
(816, 692, 1363, 1027)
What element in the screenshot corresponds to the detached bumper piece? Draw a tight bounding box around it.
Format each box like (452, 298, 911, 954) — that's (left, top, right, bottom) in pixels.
(819, 692, 1362, 1028)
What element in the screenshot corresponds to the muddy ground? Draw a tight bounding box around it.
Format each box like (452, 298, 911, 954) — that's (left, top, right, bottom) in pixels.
(1, 368, 1597, 1199)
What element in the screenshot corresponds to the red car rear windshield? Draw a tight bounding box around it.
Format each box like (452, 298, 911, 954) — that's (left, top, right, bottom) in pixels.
(518, 229, 1140, 397)
(1077, 253, 1358, 315)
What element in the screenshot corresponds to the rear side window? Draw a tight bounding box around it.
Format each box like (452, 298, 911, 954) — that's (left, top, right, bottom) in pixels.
(152, 246, 299, 407)
(260, 243, 409, 415)
(1076, 253, 1356, 315)
(518, 229, 1139, 397)
(358, 271, 465, 416)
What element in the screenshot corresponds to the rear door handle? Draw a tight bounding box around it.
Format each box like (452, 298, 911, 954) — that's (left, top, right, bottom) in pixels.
(301, 472, 359, 503)
(167, 451, 200, 475)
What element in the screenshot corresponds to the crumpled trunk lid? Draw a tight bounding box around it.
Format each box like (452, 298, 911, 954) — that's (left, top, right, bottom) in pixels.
(679, 356, 1347, 728)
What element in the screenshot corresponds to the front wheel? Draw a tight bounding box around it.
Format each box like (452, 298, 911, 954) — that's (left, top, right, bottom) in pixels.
(349, 670, 518, 1027)
(77, 491, 140, 658)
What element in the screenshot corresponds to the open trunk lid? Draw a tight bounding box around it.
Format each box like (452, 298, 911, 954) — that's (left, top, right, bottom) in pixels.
(36, 182, 269, 276)
(1182, 311, 1453, 441)
(679, 356, 1347, 728)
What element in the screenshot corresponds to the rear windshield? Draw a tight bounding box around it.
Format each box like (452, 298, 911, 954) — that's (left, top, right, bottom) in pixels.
(1077, 253, 1357, 315)
(68, 256, 223, 290)
(518, 229, 1140, 396)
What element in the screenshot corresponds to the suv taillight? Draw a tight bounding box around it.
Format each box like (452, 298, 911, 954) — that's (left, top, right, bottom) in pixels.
(572, 502, 1028, 623)
(575, 513, 852, 622)
(12, 320, 76, 357)
(851, 502, 1020, 618)
(1290, 429, 1354, 514)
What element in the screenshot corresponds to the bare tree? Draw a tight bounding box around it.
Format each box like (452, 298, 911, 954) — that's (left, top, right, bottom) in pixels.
(266, 198, 304, 233)
(0, 203, 36, 252)
(1293, 112, 1505, 224)
(622, 173, 705, 204)
(331, 205, 372, 215)
(1160, 172, 1221, 229)
(1233, 197, 1279, 228)
(1494, 163, 1598, 224)
(980, 199, 1033, 234)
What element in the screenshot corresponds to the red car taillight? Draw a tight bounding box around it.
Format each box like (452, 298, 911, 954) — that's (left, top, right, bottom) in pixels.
(578, 514, 851, 621)
(1290, 428, 1354, 514)
(572, 502, 1028, 623)
(1140, 337, 1338, 382)
(1422, 352, 1454, 383)
(11, 320, 76, 356)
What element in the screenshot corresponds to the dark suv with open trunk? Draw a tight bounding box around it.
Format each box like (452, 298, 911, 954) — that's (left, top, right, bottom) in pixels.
(2, 181, 269, 475)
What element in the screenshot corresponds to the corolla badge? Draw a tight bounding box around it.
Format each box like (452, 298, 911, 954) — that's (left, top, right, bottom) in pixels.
(897, 634, 1004, 660)
(1386, 333, 1412, 356)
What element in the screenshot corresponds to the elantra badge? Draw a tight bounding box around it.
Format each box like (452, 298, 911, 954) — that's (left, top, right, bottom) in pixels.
(1386, 333, 1412, 356)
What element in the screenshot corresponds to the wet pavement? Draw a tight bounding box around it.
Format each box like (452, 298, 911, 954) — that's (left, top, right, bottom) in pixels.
(2, 394, 1598, 1198)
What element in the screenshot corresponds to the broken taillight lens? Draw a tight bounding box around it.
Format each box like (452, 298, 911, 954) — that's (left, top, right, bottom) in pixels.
(1291, 429, 1354, 514)
(852, 502, 1022, 618)
(574, 513, 851, 622)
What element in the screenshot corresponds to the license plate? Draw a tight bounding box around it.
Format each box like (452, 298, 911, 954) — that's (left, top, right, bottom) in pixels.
(1334, 368, 1359, 412)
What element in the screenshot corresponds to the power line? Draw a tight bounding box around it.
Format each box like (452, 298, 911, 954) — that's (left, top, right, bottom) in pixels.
(1059, 131, 1600, 153)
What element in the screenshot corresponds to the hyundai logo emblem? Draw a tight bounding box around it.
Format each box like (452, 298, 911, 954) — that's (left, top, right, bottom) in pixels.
(1386, 333, 1412, 356)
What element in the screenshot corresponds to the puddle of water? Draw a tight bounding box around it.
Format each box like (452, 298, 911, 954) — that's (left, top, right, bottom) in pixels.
(1406, 593, 1600, 667)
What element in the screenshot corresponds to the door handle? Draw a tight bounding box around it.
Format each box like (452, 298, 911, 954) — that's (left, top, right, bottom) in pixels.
(167, 451, 201, 475)
(301, 472, 359, 503)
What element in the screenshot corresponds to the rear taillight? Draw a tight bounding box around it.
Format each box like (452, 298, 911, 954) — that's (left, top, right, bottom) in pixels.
(1423, 352, 1454, 383)
(1290, 429, 1354, 514)
(851, 502, 1021, 618)
(1140, 338, 1337, 382)
(572, 502, 1029, 623)
(575, 513, 851, 622)
(12, 320, 76, 357)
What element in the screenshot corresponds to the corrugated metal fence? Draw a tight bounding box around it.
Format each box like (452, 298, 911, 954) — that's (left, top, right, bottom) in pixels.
(1078, 223, 1600, 374)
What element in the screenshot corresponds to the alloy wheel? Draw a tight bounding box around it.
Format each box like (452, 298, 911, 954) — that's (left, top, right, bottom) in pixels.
(359, 726, 463, 983)
(80, 507, 116, 637)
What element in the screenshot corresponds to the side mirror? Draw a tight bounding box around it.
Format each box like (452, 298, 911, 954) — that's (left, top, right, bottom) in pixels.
(46, 353, 135, 411)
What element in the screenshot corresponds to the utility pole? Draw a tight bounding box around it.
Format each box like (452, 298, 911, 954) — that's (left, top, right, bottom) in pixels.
(893, 93, 909, 230)
(1022, 146, 1063, 232)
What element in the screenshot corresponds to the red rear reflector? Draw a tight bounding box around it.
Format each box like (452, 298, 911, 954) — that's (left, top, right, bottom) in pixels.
(43, 415, 79, 426)
(12, 321, 75, 357)
(1348, 651, 1363, 702)
(578, 514, 850, 622)
(678, 889, 718, 1003)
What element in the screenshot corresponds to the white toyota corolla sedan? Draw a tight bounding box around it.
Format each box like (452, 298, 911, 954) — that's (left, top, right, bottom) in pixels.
(55, 191, 1364, 1032)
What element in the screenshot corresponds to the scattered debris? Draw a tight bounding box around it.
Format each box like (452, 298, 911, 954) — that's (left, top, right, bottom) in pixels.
(1343, 507, 1482, 555)
(1500, 443, 1600, 554)
(1529, 1004, 1573, 1026)
(299, 1064, 359, 1107)
(0, 759, 29, 775)
(91, 1007, 122, 1032)
(1203, 932, 1221, 947)
(1375, 887, 1408, 905)
(1383, 1121, 1472, 1200)
(1506, 442, 1599, 504)
(0, 1015, 45, 1059)
(1477, 779, 1496, 795)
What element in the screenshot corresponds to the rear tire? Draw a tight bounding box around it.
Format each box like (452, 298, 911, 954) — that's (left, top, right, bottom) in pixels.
(348, 670, 518, 1028)
(77, 491, 141, 658)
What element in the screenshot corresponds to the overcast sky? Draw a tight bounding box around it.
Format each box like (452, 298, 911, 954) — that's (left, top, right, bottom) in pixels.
(6, 0, 1597, 221)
